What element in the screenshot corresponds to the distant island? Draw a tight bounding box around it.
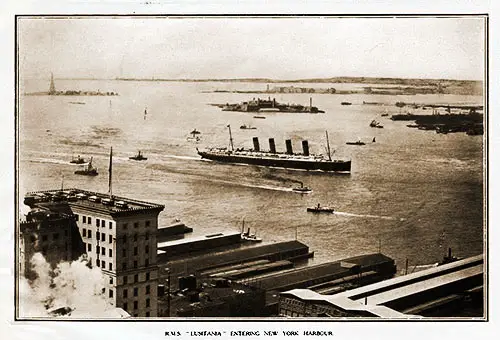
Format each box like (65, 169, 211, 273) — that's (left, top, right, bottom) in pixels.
(115, 76, 482, 96)
(24, 73, 119, 96)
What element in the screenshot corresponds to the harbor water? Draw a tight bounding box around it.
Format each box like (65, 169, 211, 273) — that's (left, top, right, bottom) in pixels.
(18, 79, 484, 270)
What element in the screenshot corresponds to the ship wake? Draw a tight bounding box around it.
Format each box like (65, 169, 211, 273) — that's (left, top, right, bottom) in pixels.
(335, 211, 406, 221)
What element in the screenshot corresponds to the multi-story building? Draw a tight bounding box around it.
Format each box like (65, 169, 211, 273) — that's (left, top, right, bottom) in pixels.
(22, 188, 165, 317)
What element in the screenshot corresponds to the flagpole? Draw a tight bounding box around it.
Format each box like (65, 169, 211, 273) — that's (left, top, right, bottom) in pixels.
(108, 146, 113, 198)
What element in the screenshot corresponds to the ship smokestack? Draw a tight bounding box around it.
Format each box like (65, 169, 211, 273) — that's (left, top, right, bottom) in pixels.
(253, 137, 260, 151)
(285, 139, 293, 155)
(269, 138, 276, 153)
(302, 140, 310, 156)
(310, 97, 312, 109)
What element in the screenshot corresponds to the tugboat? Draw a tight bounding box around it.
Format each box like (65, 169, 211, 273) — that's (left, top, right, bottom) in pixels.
(74, 157, 98, 176)
(190, 129, 201, 135)
(307, 203, 334, 213)
(129, 150, 147, 161)
(292, 182, 312, 194)
(70, 155, 86, 164)
(341, 102, 352, 106)
(240, 220, 262, 242)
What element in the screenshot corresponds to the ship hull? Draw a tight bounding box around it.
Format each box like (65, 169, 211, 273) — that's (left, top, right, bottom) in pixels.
(198, 151, 351, 172)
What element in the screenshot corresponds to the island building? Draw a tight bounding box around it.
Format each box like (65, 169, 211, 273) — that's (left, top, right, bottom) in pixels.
(21, 189, 164, 317)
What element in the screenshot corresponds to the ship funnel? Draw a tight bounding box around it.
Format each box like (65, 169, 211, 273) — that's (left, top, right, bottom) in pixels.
(269, 138, 276, 153)
(302, 140, 310, 156)
(252, 137, 260, 151)
(285, 139, 293, 155)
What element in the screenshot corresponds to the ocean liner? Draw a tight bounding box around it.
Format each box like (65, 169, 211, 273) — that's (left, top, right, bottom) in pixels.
(197, 126, 351, 172)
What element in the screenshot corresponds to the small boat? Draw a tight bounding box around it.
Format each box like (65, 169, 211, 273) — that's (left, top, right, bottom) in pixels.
(341, 102, 352, 106)
(307, 203, 334, 213)
(129, 150, 147, 161)
(292, 182, 312, 194)
(240, 124, 257, 130)
(381, 113, 389, 117)
(74, 157, 98, 176)
(346, 140, 366, 146)
(370, 119, 384, 128)
(70, 155, 86, 164)
(190, 129, 201, 135)
(253, 115, 266, 119)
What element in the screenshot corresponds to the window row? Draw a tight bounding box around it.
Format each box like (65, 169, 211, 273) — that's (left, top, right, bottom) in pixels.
(122, 285, 151, 299)
(95, 258, 113, 271)
(82, 229, 113, 244)
(121, 233, 150, 243)
(102, 287, 114, 298)
(122, 220, 151, 230)
(92, 245, 113, 258)
(76, 214, 113, 229)
(39, 232, 63, 242)
(123, 272, 151, 285)
(123, 300, 151, 313)
(121, 258, 150, 270)
(122, 245, 150, 257)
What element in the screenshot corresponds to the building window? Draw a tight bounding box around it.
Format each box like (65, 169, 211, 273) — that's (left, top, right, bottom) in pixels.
(123, 289, 128, 298)
(145, 259, 149, 267)
(109, 249, 113, 257)
(109, 221, 113, 229)
(102, 233, 106, 242)
(133, 287, 138, 297)
(53, 233, 59, 240)
(146, 272, 150, 281)
(146, 220, 150, 228)
(133, 234, 138, 242)
(109, 277, 113, 284)
(96, 231, 100, 240)
(96, 245, 100, 254)
(101, 247, 106, 255)
(88, 230, 92, 238)
(96, 259, 100, 267)
(102, 261, 106, 269)
(133, 261, 137, 269)
(134, 222, 139, 228)
(64, 229, 68, 236)
(75, 214, 79, 221)
(133, 301, 138, 310)
(146, 285, 150, 295)
(96, 219, 100, 227)
(102, 287, 105, 294)
(123, 223, 128, 230)
(146, 298, 150, 307)
(109, 235, 112, 244)
(109, 263, 113, 271)
(145, 245, 149, 254)
(109, 289, 113, 298)
(41, 235, 48, 242)
(134, 314, 138, 317)
(122, 249, 126, 257)
(145, 233, 149, 240)
(134, 274, 138, 283)
(146, 312, 150, 317)
(124, 276, 128, 284)
(134, 247, 138, 256)
(122, 263, 127, 270)
(83, 228, 87, 237)
(87, 243, 92, 252)
(88, 217, 92, 224)
(123, 235, 127, 243)
(123, 302, 128, 310)
(83, 216, 86, 223)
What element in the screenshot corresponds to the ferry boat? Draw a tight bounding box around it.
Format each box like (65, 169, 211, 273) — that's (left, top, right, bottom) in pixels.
(346, 140, 366, 146)
(197, 126, 351, 173)
(70, 155, 86, 164)
(74, 157, 98, 176)
(307, 203, 334, 213)
(240, 124, 257, 130)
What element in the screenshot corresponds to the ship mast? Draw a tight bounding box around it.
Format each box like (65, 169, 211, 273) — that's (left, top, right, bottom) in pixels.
(227, 124, 234, 152)
(108, 147, 113, 198)
(325, 130, 332, 161)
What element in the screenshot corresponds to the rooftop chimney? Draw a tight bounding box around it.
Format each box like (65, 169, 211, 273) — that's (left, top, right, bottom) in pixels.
(269, 138, 276, 153)
(252, 137, 260, 151)
(285, 139, 293, 155)
(302, 140, 310, 156)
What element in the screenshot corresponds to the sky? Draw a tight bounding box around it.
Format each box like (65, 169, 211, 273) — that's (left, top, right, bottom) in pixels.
(18, 16, 485, 81)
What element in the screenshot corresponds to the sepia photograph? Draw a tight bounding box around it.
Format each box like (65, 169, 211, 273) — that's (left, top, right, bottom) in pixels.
(14, 14, 487, 322)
